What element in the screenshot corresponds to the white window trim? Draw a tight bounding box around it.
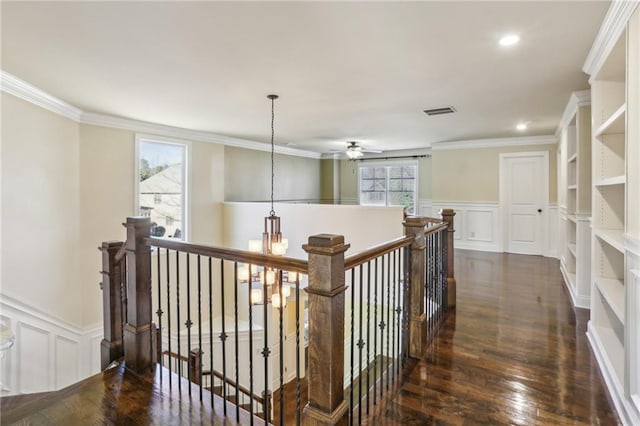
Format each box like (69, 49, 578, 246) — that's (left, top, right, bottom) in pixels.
(357, 160, 419, 213)
(135, 133, 191, 241)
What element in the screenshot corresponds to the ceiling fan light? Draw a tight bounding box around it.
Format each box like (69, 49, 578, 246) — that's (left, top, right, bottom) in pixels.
(346, 149, 363, 159)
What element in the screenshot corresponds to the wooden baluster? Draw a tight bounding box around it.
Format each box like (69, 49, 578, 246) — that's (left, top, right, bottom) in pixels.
(123, 216, 153, 373)
(403, 216, 429, 359)
(189, 348, 203, 386)
(440, 209, 456, 308)
(100, 241, 124, 370)
(302, 234, 350, 426)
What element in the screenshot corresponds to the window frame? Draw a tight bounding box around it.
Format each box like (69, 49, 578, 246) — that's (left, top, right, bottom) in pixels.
(135, 134, 191, 241)
(357, 160, 418, 213)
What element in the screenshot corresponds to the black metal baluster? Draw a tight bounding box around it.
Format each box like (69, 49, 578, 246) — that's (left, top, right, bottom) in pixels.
(278, 272, 284, 426)
(197, 255, 203, 401)
(262, 267, 271, 424)
(357, 264, 364, 425)
(385, 253, 390, 392)
(209, 257, 214, 408)
(295, 273, 301, 426)
(166, 249, 171, 387)
(186, 253, 192, 396)
(176, 251, 181, 392)
(365, 261, 371, 415)
(247, 264, 255, 424)
(391, 250, 396, 384)
(373, 257, 378, 406)
(443, 229, 448, 312)
(156, 246, 163, 374)
(220, 258, 228, 415)
(349, 267, 356, 426)
(233, 261, 240, 423)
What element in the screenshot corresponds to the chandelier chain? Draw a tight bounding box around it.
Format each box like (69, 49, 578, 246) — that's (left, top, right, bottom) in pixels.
(270, 95, 275, 216)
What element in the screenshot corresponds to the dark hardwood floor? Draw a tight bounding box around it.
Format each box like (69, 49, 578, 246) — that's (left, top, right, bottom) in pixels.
(368, 249, 621, 425)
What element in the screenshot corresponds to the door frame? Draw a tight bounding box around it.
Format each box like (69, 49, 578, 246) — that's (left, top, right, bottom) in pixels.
(499, 151, 549, 255)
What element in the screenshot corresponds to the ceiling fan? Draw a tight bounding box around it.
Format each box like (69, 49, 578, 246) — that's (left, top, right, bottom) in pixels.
(343, 141, 382, 159)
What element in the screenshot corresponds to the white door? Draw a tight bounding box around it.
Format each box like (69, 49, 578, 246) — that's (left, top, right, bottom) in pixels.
(500, 153, 548, 255)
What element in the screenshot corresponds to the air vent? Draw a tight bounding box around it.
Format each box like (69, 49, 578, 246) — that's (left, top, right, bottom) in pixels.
(423, 106, 456, 116)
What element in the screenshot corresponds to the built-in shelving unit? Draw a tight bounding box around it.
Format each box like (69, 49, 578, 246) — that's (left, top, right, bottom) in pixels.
(558, 90, 591, 309)
(585, 3, 640, 423)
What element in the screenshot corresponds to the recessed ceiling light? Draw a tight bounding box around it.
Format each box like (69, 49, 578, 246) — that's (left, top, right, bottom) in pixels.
(499, 34, 520, 47)
(516, 122, 528, 131)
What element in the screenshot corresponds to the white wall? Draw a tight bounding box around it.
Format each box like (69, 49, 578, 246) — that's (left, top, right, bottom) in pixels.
(222, 202, 405, 258)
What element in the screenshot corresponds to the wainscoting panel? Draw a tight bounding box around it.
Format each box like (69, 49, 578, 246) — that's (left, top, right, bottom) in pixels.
(0, 294, 102, 396)
(17, 322, 51, 394)
(432, 202, 559, 257)
(431, 202, 501, 252)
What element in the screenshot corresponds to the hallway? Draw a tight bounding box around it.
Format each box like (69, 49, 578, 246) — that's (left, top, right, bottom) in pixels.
(373, 250, 620, 425)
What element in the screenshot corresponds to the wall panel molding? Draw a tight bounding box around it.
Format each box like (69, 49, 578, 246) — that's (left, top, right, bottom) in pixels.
(0, 295, 102, 396)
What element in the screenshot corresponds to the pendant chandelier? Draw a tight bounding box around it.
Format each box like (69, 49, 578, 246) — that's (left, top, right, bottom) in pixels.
(240, 94, 295, 308)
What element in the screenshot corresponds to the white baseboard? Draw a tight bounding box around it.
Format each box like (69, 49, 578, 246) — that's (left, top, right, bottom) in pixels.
(587, 322, 640, 426)
(0, 294, 102, 396)
(559, 262, 589, 309)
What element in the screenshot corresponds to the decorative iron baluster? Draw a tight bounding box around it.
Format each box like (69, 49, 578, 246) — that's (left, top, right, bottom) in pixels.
(357, 263, 364, 425)
(233, 260, 240, 424)
(197, 255, 203, 401)
(247, 263, 255, 424)
(166, 249, 171, 387)
(373, 257, 378, 406)
(186, 253, 192, 396)
(278, 271, 284, 426)
(176, 251, 181, 392)
(349, 267, 356, 426)
(295, 273, 301, 426)
(219, 258, 228, 415)
(209, 257, 214, 408)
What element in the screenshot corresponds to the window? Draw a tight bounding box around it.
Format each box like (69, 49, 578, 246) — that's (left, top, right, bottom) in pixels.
(359, 163, 417, 213)
(136, 136, 188, 240)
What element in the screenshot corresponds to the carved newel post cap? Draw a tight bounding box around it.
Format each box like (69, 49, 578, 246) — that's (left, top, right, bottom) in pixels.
(303, 234, 350, 255)
(126, 216, 153, 226)
(403, 216, 430, 227)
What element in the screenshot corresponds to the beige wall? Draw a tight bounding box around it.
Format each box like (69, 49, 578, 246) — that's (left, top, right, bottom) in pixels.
(432, 144, 558, 203)
(78, 125, 227, 325)
(224, 146, 320, 202)
(1, 93, 318, 327)
(1, 94, 84, 325)
(320, 158, 335, 201)
(339, 160, 358, 202)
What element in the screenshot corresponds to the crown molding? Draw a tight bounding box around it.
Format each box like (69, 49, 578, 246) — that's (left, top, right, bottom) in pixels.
(1, 69, 321, 159)
(431, 135, 557, 151)
(583, 0, 639, 81)
(0, 70, 82, 121)
(80, 112, 321, 159)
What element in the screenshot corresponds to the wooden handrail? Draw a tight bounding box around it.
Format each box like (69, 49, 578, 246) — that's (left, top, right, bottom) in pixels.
(344, 235, 414, 270)
(146, 237, 309, 274)
(161, 350, 265, 405)
(424, 222, 448, 235)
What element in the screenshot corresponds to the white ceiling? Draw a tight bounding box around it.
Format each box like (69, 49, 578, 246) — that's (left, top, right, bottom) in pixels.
(1, 1, 609, 154)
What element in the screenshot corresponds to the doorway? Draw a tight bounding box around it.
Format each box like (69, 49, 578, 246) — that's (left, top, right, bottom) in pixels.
(499, 152, 549, 255)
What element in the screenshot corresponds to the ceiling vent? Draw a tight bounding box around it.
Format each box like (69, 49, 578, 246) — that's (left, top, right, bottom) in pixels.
(423, 106, 456, 116)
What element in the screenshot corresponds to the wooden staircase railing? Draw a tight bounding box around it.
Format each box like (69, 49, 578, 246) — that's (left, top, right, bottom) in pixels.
(100, 209, 455, 425)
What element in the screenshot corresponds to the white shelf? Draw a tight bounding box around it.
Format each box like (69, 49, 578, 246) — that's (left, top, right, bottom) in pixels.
(568, 153, 578, 163)
(567, 215, 577, 224)
(594, 278, 625, 325)
(568, 243, 577, 257)
(594, 175, 626, 186)
(594, 325, 625, 384)
(568, 185, 577, 190)
(595, 104, 626, 137)
(594, 228, 625, 253)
